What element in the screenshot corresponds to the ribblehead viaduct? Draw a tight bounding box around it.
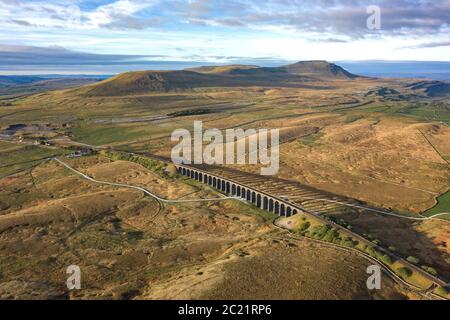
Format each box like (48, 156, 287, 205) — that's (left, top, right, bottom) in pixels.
(175, 164, 299, 217)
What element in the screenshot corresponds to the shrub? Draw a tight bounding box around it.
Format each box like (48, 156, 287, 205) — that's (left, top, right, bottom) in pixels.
(365, 246, 383, 259)
(396, 267, 412, 279)
(323, 228, 341, 243)
(168, 108, 213, 117)
(102, 151, 167, 177)
(310, 225, 331, 240)
(341, 237, 355, 248)
(388, 246, 396, 252)
(380, 254, 393, 265)
(406, 256, 419, 264)
(423, 266, 438, 276)
(365, 246, 375, 257)
(298, 221, 311, 232)
(332, 237, 342, 245)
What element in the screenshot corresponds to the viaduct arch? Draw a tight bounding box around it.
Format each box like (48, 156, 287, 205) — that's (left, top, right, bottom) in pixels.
(175, 165, 298, 218)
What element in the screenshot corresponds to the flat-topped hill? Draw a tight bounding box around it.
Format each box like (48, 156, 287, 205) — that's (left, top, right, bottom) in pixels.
(74, 61, 359, 96)
(281, 60, 358, 79)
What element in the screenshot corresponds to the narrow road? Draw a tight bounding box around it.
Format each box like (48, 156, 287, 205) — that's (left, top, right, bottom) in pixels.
(52, 158, 240, 204)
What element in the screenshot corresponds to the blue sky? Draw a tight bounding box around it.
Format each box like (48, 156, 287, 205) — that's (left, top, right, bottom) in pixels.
(0, 0, 449, 74)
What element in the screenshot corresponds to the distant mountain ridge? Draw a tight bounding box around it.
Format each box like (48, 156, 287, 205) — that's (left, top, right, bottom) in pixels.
(337, 61, 450, 81)
(405, 80, 450, 97)
(0, 75, 43, 88)
(80, 61, 358, 96)
(0, 78, 100, 97)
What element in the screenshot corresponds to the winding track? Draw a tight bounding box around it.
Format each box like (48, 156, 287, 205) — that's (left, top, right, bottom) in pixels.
(52, 157, 239, 204)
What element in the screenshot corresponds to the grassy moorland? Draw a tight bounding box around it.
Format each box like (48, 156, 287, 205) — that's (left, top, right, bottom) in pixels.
(425, 190, 450, 217)
(0, 63, 448, 299)
(0, 142, 68, 177)
(0, 154, 414, 299)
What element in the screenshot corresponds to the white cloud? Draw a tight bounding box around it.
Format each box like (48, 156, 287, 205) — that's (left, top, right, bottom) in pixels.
(0, 1, 449, 61)
(0, 0, 159, 30)
(86, 0, 156, 28)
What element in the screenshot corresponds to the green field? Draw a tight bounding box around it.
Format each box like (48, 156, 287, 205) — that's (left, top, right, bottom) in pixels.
(299, 132, 324, 147)
(349, 101, 450, 125)
(68, 124, 148, 146)
(0, 143, 67, 177)
(424, 190, 450, 218)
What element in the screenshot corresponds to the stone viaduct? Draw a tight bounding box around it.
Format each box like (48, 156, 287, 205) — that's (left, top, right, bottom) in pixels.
(175, 164, 299, 217)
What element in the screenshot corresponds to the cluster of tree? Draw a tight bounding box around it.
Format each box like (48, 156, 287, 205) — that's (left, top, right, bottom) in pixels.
(406, 256, 420, 264)
(305, 224, 357, 248)
(323, 215, 351, 230)
(361, 233, 381, 246)
(100, 150, 168, 177)
(406, 255, 439, 276)
(435, 286, 448, 297)
(300, 220, 444, 283)
(168, 108, 213, 117)
(308, 225, 337, 241)
(396, 267, 413, 279)
(296, 221, 310, 233)
(365, 246, 393, 265)
(421, 265, 438, 276)
(340, 237, 358, 248)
